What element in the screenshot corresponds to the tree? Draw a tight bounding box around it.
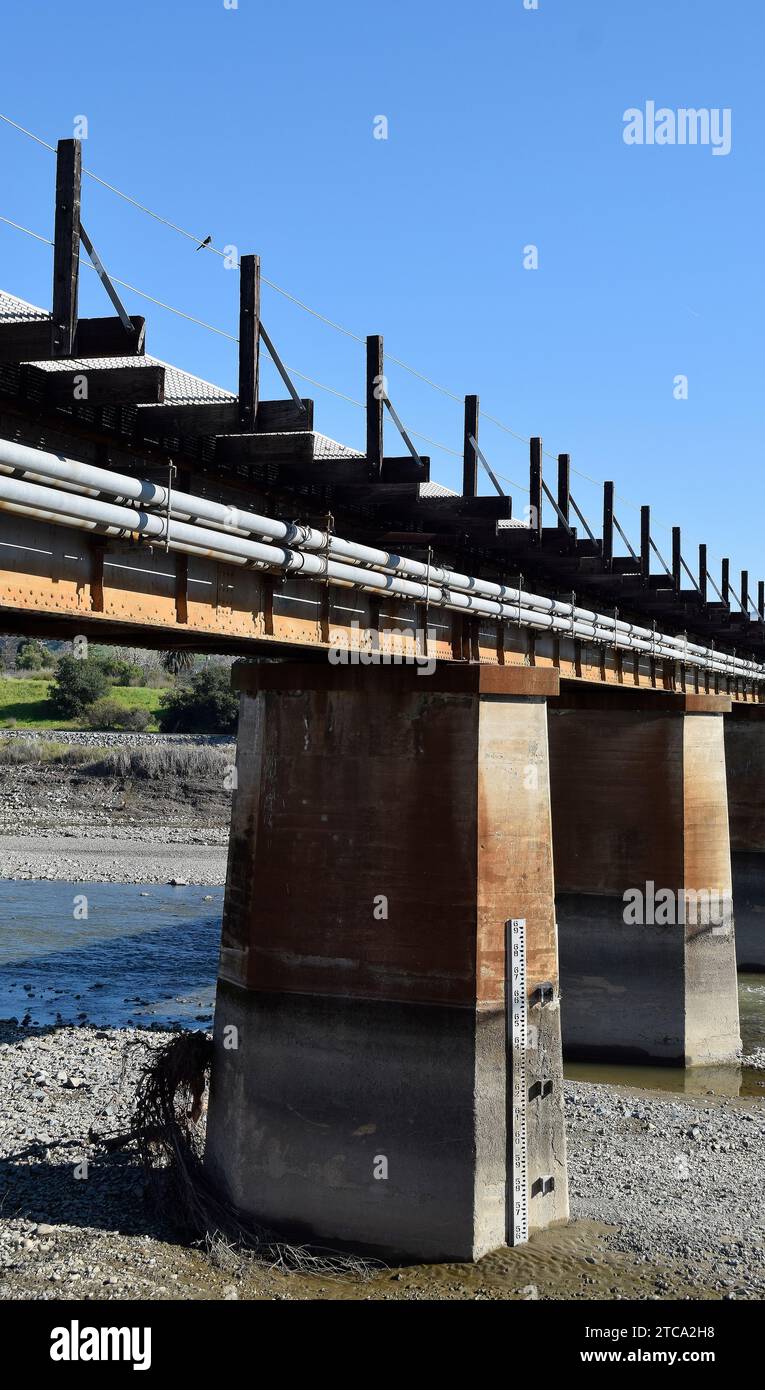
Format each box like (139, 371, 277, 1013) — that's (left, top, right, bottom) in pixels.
(50, 655, 110, 717)
(160, 649, 196, 678)
(157, 667, 238, 734)
(15, 638, 48, 671)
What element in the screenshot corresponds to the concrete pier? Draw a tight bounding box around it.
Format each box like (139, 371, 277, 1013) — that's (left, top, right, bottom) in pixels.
(205, 661, 568, 1263)
(548, 690, 741, 1066)
(725, 706, 765, 970)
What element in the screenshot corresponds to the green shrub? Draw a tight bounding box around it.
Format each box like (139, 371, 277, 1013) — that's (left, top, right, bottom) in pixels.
(85, 698, 151, 732)
(15, 638, 47, 671)
(157, 667, 238, 734)
(118, 706, 151, 731)
(50, 656, 110, 717)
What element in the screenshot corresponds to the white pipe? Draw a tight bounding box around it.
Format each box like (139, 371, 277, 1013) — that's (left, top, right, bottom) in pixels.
(0, 436, 749, 666)
(0, 438, 760, 684)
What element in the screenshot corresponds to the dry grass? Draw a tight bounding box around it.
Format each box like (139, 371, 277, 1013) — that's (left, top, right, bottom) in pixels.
(0, 739, 232, 781)
(83, 746, 232, 780)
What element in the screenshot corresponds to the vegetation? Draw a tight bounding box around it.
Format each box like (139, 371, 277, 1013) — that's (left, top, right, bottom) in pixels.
(15, 638, 49, 671)
(157, 668, 239, 735)
(0, 639, 235, 733)
(50, 655, 112, 717)
(84, 698, 151, 732)
(0, 676, 164, 730)
(0, 738, 231, 780)
(160, 650, 196, 678)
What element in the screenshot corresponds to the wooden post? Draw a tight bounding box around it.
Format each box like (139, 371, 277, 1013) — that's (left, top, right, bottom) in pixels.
(602, 481, 614, 569)
(640, 505, 651, 578)
(52, 138, 82, 358)
(366, 334, 384, 480)
(529, 437, 543, 540)
(758, 580, 764, 621)
(462, 394, 479, 497)
(672, 527, 681, 592)
(722, 558, 730, 607)
(557, 454, 570, 530)
(741, 570, 749, 615)
(699, 544, 708, 603)
(238, 254, 260, 432)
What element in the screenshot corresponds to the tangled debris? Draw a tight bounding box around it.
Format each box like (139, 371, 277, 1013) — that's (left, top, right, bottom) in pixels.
(128, 1032, 381, 1279)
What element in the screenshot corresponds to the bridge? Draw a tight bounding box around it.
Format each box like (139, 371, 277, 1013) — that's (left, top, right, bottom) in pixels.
(1, 138, 764, 1262)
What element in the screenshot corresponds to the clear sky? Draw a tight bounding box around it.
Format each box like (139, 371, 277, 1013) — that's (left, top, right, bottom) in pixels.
(0, 0, 761, 600)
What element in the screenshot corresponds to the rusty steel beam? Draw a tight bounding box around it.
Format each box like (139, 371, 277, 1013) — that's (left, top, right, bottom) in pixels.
(0, 511, 761, 703)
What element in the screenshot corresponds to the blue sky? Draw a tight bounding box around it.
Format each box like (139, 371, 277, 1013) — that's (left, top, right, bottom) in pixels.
(0, 0, 761, 597)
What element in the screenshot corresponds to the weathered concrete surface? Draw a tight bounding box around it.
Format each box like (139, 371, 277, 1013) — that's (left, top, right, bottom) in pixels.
(205, 663, 568, 1261)
(725, 710, 765, 970)
(548, 691, 740, 1066)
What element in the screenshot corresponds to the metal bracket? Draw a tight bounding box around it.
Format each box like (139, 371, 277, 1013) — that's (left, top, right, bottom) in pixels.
(259, 322, 309, 416)
(532, 981, 555, 1007)
(383, 394, 424, 469)
(79, 221, 135, 336)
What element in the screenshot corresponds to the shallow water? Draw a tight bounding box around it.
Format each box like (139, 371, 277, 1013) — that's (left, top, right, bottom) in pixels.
(1, 880, 763, 1098)
(565, 973, 765, 1098)
(0, 880, 223, 1029)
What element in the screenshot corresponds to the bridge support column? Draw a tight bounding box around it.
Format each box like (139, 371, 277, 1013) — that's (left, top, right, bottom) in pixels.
(725, 705, 765, 970)
(548, 691, 740, 1066)
(205, 662, 568, 1262)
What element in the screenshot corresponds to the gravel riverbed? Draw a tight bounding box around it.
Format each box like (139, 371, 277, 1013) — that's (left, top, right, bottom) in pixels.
(0, 1022, 762, 1302)
(0, 834, 228, 885)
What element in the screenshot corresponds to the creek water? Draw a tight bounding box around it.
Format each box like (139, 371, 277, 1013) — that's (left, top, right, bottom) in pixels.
(564, 974, 765, 1097)
(0, 879, 763, 1097)
(0, 880, 223, 1030)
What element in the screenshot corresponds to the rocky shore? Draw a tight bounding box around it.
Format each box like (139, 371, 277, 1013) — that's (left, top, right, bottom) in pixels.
(0, 1021, 763, 1302)
(0, 834, 228, 885)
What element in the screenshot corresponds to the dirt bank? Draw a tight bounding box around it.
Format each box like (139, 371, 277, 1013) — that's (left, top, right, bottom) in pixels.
(0, 734, 233, 882)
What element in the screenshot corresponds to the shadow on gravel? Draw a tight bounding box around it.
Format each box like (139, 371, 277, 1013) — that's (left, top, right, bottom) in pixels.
(0, 1018, 192, 1245)
(0, 1142, 180, 1243)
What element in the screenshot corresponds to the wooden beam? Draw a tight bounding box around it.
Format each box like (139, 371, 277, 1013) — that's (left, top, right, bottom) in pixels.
(412, 495, 512, 523)
(722, 557, 730, 606)
(672, 526, 681, 592)
(462, 394, 479, 497)
(216, 432, 314, 465)
(238, 254, 260, 431)
(759, 580, 764, 621)
(557, 454, 570, 530)
(741, 569, 749, 614)
(529, 437, 543, 540)
(366, 334, 384, 480)
(640, 505, 651, 578)
(379, 455, 429, 484)
(52, 138, 82, 358)
(0, 315, 146, 363)
(699, 544, 708, 603)
(138, 397, 313, 438)
(602, 481, 614, 570)
(23, 363, 165, 407)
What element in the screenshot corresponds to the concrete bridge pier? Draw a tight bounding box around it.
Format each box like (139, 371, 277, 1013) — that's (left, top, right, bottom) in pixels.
(725, 706, 765, 970)
(205, 661, 568, 1263)
(548, 690, 741, 1067)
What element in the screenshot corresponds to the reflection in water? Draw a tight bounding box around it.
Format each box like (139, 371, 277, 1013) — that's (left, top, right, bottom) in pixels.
(565, 974, 765, 1098)
(0, 880, 224, 1030)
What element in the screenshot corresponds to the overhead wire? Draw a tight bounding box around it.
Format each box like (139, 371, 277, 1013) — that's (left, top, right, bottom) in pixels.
(0, 109, 752, 575)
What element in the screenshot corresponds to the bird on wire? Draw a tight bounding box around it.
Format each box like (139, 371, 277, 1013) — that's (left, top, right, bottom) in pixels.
(195, 235, 212, 252)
